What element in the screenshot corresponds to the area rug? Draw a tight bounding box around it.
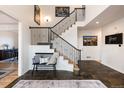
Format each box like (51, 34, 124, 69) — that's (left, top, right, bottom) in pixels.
(0, 58, 18, 63)
(0, 69, 14, 79)
(13, 80, 107, 88)
(0, 72, 6, 75)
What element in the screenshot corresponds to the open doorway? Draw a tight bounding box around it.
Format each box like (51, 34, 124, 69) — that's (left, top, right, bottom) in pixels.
(0, 11, 18, 87)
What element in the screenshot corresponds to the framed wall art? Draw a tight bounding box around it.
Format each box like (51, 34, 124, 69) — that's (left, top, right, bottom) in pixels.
(105, 33, 123, 44)
(34, 5, 40, 25)
(83, 36, 97, 46)
(55, 7, 70, 17)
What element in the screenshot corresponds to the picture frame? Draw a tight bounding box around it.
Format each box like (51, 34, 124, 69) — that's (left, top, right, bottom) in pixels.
(55, 7, 70, 17)
(105, 33, 123, 44)
(34, 5, 40, 25)
(83, 36, 97, 46)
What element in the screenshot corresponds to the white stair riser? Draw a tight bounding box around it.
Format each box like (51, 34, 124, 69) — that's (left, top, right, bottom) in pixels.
(56, 56, 73, 72)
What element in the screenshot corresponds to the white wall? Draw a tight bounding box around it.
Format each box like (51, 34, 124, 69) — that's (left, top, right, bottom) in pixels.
(101, 17, 124, 73)
(0, 31, 18, 49)
(39, 5, 82, 27)
(0, 24, 18, 31)
(61, 25, 78, 47)
(18, 23, 31, 75)
(78, 28, 102, 61)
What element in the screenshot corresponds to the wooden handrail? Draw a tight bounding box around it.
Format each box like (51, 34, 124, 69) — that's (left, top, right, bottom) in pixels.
(29, 27, 51, 29)
(75, 8, 85, 9)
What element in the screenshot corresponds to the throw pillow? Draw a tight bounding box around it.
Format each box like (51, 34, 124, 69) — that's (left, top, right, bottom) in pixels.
(40, 57, 49, 64)
(46, 52, 59, 65)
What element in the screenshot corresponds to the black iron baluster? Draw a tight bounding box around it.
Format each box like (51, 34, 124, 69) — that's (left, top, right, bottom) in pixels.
(79, 50, 81, 61)
(72, 48, 74, 63)
(75, 9, 77, 22)
(61, 39, 62, 56)
(48, 28, 49, 42)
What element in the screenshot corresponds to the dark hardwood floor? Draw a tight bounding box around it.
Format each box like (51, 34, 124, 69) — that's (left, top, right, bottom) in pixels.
(7, 60, 124, 88)
(79, 61, 124, 88)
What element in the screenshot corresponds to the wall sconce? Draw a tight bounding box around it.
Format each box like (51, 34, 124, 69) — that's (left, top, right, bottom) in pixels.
(44, 16, 51, 22)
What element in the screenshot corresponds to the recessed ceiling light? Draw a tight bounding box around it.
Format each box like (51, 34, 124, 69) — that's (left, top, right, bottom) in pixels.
(96, 21, 99, 24)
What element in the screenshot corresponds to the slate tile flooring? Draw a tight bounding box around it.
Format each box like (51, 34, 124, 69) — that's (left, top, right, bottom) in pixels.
(7, 61, 124, 88)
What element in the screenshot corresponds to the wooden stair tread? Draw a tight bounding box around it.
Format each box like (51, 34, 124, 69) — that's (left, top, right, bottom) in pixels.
(68, 61, 74, 64)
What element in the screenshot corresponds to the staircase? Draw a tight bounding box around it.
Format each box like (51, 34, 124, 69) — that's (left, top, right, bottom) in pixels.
(30, 7, 85, 71)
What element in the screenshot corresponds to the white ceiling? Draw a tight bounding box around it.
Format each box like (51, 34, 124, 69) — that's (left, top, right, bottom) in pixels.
(0, 11, 18, 24)
(78, 5, 124, 30)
